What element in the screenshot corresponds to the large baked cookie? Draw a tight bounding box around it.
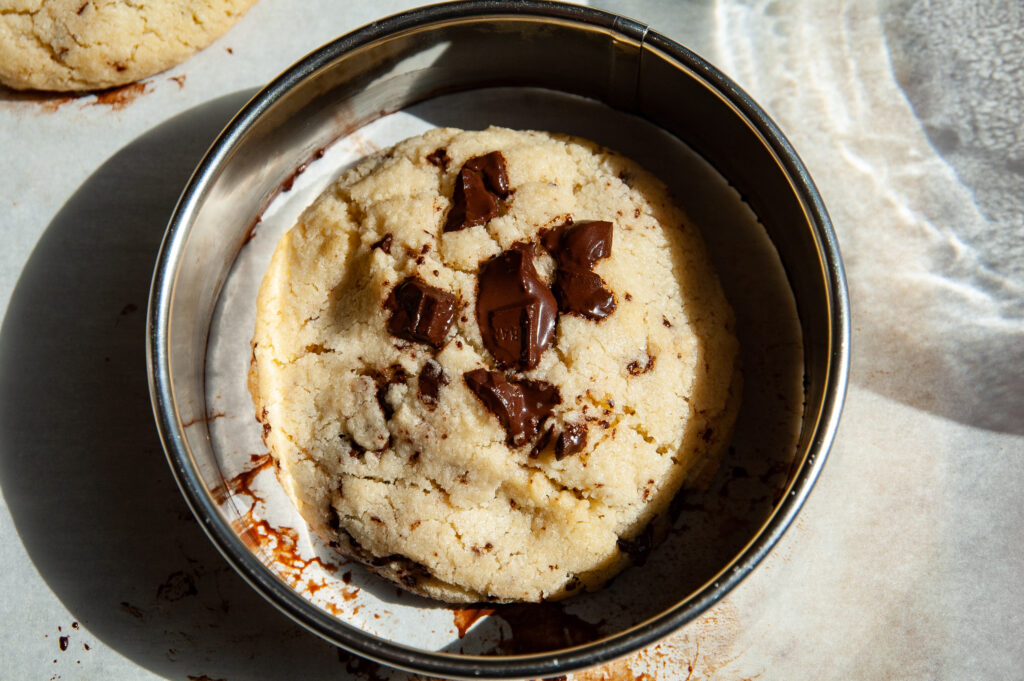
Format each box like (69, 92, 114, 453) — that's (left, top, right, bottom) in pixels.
(249, 127, 740, 603)
(0, 0, 257, 91)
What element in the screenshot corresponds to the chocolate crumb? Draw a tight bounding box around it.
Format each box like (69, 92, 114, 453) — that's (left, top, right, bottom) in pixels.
(627, 352, 656, 376)
(616, 524, 654, 566)
(425, 147, 451, 171)
(371, 233, 393, 254)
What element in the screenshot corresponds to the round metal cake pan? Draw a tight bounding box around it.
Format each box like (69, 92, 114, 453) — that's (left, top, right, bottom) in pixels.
(147, 1, 850, 678)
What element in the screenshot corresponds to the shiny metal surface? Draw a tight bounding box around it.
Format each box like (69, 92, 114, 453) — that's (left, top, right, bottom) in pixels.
(147, 1, 849, 677)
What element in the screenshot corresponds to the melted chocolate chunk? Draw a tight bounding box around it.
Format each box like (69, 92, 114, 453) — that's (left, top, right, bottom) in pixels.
(464, 369, 560, 447)
(371, 233, 393, 254)
(544, 220, 616, 320)
(386, 277, 457, 348)
(426, 147, 451, 171)
(539, 218, 571, 253)
(554, 269, 616, 320)
(476, 244, 558, 370)
(557, 220, 613, 269)
(555, 423, 587, 459)
(443, 151, 511, 232)
(417, 359, 448, 408)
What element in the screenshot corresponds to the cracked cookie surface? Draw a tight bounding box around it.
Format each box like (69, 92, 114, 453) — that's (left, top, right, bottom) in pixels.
(249, 126, 740, 603)
(0, 0, 257, 91)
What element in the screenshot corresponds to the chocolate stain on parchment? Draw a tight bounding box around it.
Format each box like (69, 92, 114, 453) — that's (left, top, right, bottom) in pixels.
(240, 146, 327, 246)
(90, 82, 151, 110)
(451, 607, 495, 638)
(215, 455, 357, 613)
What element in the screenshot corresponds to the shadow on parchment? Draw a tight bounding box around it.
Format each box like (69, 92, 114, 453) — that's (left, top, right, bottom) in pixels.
(0, 91, 370, 681)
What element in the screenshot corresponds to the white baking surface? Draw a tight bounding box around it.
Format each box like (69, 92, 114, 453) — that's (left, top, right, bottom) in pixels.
(1, 1, 1021, 680)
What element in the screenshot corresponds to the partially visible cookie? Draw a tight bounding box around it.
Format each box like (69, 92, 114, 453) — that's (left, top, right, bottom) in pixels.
(0, 0, 257, 91)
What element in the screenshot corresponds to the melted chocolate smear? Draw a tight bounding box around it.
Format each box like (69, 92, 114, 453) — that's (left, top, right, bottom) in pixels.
(555, 423, 587, 459)
(370, 233, 392, 254)
(616, 524, 654, 567)
(385, 276, 457, 348)
(426, 147, 451, 171)
(417, 359, 448, 408)
(476, 244, 558, 370)
(443, 151, 511, 232)
(493, 602, 602, 653)
(464, 369, 560, 447)
(545, 220, 617, 320)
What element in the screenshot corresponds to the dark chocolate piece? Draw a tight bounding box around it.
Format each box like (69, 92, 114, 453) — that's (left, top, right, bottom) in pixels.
(385, 277, 457, 348)
(544, 220, 616, 321)
(553, 269, 616, 320)
(476, 243, 557, 370)
(555, 423, 587, 459)
(417, 359, 448, 408)
(443, 151, 511, 232)
(556, 220, 613, 269)
(464, 369, 560, 447)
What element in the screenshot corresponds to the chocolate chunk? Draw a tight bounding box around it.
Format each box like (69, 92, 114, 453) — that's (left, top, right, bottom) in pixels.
(544, 221, 616, 321)
(425, 147, 451, 171)
(476, 244, 558, 370)
(371, 233, 393, 254)
(556, 220, 613, 269)
(553, 269, 616, 320)
(464, 369, 560, 447)
(443, 151, 511, 232)
(386, 277, 457, 348)
(417, 359, 448, 408)
(555, 423, 587, 459)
